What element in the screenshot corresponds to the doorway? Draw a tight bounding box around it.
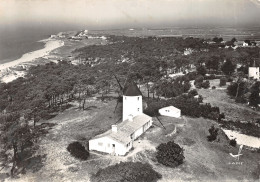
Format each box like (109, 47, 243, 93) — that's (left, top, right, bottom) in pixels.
(112, 144, 115, 154)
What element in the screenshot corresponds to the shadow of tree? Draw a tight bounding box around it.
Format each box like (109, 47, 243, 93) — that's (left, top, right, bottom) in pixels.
(84, 106, 98, 110)
(23, 154, 47, 173)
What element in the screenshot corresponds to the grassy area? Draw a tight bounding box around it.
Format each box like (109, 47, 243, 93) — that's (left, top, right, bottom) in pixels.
(8, 78, 260, 181)
(13, 96, 260, 182)
(198, 79, 260, 121)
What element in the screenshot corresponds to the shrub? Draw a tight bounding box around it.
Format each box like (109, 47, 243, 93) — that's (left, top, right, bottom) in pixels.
(256, 119, 260, 125)
(188, 89, 198, 97)
(207, 125, 219, 142)
(67, 142, 89, 160)
(186, 71, 197, 80)
(196, 65, 207, 76)
(201, 80, 210, 89)
(212, 86, 216, 89)
(227, 82, 247, 99)
(227, 77, 233, 82)
(91, 162, 162, 182)
(219, 77, 227, 86)
(197, 95, 203, 103)
(221, 60, 236, 75)
(229, 139, 237, 147)
(235, 96, 247, 103)
(144, 100, 167, 116)
(194, 75, 204, 86)
(156, 141, 185, 167)
(218, 113, 225, 121)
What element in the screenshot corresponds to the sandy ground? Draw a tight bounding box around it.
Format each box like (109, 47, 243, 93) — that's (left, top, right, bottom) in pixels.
(223, 129, 260, 148)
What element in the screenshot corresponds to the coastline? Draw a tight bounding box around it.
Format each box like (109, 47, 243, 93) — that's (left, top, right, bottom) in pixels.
(0, 38, 64, 83)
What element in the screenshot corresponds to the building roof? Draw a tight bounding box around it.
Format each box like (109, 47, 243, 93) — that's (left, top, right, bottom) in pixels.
(123, 81, 142, 96)
(159, 106, 180, 111)
(91, 114, 152, 145)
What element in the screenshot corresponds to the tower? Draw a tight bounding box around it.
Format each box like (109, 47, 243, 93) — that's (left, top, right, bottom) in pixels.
(122, 82, 143, 121)
(249, 60, 259, 80)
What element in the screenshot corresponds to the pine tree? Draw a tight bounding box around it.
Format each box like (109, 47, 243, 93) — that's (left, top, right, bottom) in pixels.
(249, 82, 260, 107)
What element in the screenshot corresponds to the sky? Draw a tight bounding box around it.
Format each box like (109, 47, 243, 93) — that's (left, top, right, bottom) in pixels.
(0, 0, 260, 29)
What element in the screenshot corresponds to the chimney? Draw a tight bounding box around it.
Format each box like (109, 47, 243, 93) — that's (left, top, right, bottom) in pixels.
(112, 125, 117, 133)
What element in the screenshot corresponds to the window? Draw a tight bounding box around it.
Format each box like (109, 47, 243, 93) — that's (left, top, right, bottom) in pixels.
(98, 142, 103, 146)
(137, 108, 140, 111)
(125, 97, 127, 100)
(107, 143, 110, 147)
(137, 97, 139, 100)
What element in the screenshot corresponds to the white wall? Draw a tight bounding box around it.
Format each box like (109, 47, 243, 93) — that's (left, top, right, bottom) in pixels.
(89, 136, 129, 156)
(133, 127, 144, 140)
(123, 95, 143, 121)
(132, 120, 153, 140)
(249, 67, 259, 80)
(159, 108, 181, 118)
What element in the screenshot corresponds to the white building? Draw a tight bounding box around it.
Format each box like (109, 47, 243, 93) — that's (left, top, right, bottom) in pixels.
(89, 114, 152, 156)
(159, 106, 181, 118)
(122, 82, 143, 121)
(249, 67, 259, 80)
(89, 82, 153, 156)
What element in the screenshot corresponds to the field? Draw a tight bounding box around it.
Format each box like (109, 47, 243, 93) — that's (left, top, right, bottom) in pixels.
(198, 79, 260, 121)
(13, 90, 260, 182)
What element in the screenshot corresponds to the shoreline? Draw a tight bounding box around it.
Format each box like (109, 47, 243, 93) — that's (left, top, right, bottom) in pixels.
(0, 38, 64, 71)
(0, 38, 64, 83)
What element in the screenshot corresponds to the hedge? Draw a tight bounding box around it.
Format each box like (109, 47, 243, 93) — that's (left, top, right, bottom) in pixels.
(91, 162, 162, 182)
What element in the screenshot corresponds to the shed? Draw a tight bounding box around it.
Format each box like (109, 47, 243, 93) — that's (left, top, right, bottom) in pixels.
(159, 106, 181, 118)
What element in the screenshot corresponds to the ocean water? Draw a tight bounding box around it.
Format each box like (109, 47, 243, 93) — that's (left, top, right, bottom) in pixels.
(0, 23, 80, 64)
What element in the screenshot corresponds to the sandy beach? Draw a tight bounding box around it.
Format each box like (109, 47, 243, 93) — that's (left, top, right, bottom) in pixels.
(0, 38, 64, 83)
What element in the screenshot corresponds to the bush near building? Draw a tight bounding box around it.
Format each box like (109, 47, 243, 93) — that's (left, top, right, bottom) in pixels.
(219, 77, 227, 86)
(188, 89, 198, 97)
(207, 125, 219, 142)
(67, 142, 89, 160)
(156, 141, 185, 168)
(91, 162, 162, 182)
(229, 139, 237, 147)
(201, 80, 210, 89)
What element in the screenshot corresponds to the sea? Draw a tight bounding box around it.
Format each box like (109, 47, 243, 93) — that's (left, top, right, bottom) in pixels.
(1, 25, 260, 65)
(0, 24, 79, 64)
